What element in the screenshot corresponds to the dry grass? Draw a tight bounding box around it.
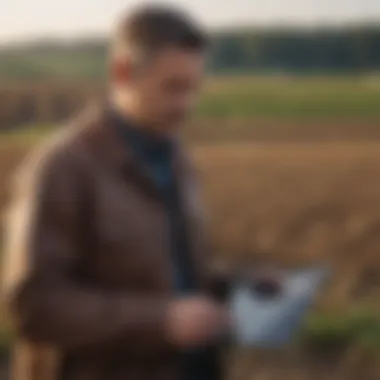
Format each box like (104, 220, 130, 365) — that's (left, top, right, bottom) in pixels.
(194, 142, 380, 308)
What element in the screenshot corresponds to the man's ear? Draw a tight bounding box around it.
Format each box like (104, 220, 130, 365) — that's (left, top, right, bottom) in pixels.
(111, 58, 131, 85)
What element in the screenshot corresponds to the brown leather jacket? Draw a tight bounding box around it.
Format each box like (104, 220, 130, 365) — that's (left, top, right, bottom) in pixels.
(3, 106, 229, 380)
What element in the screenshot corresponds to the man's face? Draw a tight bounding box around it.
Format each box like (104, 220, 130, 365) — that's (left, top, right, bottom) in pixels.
(118, 47, 205, 133)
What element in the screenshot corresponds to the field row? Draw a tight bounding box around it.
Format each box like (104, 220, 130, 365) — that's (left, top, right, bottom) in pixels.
(1, 76, 380, 131)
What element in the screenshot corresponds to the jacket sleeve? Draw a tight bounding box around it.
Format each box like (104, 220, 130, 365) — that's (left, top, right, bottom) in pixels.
(2, 144, 172, 352)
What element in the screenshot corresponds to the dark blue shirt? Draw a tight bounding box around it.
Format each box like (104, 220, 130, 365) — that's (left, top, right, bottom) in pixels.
(119, 124, 196, 293)
(111, 111, 215, 380)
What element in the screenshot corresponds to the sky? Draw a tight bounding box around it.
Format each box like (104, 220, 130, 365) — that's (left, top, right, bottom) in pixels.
(1, 0, 380, 43)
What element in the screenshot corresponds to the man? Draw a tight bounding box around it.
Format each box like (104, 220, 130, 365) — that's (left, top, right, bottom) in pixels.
(3, 5, 232, 380)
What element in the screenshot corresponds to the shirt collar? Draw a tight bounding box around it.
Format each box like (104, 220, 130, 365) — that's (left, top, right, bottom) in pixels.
(108, 106, 175, 160)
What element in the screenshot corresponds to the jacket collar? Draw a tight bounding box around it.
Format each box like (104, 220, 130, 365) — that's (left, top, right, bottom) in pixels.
(74, 103, 133, 173)
(78, 103, 189, 196)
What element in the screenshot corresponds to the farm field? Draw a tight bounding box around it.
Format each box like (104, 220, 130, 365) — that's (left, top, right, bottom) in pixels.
(0, 75, 380, 379)
(1, 134, 380, 379)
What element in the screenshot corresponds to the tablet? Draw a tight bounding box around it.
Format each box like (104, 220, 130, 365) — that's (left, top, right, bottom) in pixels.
(229, 265, 330, 348)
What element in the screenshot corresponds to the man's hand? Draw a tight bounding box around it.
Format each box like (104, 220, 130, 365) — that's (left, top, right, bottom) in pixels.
(166, 296, 230, 348)
(249, 267, 285, 299)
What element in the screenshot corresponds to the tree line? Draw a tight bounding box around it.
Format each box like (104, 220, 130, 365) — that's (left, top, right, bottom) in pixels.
(210, 25, 380, 73)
